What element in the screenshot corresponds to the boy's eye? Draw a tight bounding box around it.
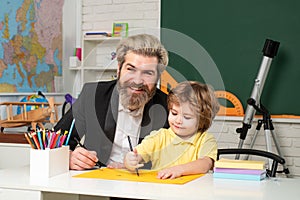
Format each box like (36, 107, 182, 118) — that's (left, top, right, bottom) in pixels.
(171, 111, 177, 115)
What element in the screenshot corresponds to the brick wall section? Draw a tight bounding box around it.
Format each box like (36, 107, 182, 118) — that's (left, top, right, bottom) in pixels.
(209, 117, 300, 177)
(82, 0, 160, 33)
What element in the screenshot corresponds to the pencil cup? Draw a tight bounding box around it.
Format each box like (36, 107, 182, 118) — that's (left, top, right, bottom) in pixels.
(30, 145, 69, 178)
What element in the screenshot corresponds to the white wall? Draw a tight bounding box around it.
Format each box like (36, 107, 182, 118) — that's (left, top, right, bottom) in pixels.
(62, 0, 162, 96)
(82, 0, 161, 34)
(62, 0, 79, 94)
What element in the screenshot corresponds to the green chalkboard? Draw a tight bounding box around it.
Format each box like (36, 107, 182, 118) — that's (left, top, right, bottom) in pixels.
(161, 0, 300, 115)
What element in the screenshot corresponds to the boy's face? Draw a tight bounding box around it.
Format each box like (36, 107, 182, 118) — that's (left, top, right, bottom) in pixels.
(168, 101, 198, 139)
(117, 52, 159, 110)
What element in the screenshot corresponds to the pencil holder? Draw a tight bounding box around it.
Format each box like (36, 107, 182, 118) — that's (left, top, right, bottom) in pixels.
(30, 145, 69, 178)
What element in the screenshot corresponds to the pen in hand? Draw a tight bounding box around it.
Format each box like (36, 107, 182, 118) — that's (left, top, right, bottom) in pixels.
(74, 137, 106, 168)
(127, 135, 140, 176)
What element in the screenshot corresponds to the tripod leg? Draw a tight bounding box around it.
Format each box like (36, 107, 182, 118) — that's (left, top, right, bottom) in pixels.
(270, 130, 282, 157)
(249, 129, 259, 148)
(270, 129, 290, 175)
(235, 140, 245, 159)
(245, 120, 263, 160)
(264, 129, 273, 168)
(249, 120, 263, 149)
(245, 130, 259, 160)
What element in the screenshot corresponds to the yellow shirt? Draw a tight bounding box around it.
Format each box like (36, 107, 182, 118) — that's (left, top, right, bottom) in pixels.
(135, 128, 218, 170)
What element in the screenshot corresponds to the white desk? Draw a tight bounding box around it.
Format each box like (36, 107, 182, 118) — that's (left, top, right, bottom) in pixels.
(0, 166, 299, 200)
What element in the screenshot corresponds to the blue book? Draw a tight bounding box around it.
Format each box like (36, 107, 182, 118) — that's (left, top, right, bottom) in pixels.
(213, 171, 266, 181)
(85, 32, 108, 36)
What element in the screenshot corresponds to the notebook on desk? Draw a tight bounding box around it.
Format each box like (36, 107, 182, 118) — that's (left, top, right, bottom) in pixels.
(73, 168, 204, 184)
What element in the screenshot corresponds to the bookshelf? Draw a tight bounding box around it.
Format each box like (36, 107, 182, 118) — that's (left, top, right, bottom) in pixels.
(69, 36, 121, 91)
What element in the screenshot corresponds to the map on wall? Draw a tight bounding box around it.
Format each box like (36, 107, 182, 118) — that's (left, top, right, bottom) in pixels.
(0, 0, 64, 93)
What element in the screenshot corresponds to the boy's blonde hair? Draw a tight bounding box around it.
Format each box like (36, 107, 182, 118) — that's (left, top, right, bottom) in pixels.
(167, 81, 220, 132)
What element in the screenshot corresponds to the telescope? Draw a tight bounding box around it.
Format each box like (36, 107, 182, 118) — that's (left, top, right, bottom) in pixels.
(236, 39, 280, 157)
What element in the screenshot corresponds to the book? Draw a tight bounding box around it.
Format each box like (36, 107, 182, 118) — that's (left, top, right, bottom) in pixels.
(85, 32, 109, 36)
(84, 32, 112, 39)
(112, 22, 128, 37)
(213, 171, 266, 181)
(214, 168, 266, 175)
(215, 158, 265, 170)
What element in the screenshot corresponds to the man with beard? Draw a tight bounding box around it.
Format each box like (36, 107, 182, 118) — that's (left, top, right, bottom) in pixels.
(54, 34, 169, 170)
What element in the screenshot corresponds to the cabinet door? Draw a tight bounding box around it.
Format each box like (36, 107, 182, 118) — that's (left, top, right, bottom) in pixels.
(0, 188, 41, 200)
(0, 144, 30, 169)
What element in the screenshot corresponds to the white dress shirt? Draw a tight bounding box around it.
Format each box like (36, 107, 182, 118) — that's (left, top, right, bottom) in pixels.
(107, 101, 144, 164)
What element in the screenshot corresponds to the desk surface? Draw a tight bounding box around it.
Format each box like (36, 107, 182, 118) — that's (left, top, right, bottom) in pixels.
(0, 166, 298, 200)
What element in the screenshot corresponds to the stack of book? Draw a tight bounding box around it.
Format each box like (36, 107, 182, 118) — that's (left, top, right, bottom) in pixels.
(213, 158, 267, 181)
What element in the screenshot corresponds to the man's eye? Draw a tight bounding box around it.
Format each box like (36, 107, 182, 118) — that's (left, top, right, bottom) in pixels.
(127, 67, 135, 71)
(145, 71, 154, 76)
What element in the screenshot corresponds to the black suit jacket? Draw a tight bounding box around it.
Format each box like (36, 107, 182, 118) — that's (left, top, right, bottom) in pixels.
(55, 80, 169, 164)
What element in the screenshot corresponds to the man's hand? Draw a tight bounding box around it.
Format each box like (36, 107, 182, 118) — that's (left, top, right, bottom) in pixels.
(124, 148, 144, 171)
(69, 147, 99, 170)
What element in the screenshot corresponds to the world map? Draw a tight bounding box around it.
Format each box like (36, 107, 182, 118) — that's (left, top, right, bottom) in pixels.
(0, 0, 64, 93)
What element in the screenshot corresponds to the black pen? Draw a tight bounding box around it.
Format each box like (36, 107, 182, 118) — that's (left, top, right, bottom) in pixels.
(74, 137, 106, 168)
(127, 135, 139, 176)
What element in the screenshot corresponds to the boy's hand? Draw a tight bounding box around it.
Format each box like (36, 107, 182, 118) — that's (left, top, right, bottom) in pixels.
(107, 162, 124, 169)
(157, 165, 184, 179)
(124, 148, 144, 171)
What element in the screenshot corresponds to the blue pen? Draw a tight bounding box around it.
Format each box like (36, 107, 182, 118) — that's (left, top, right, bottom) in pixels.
(65, 118, 75, 145)
(56, 135, 61, 148)
(37, 130, 44, 150)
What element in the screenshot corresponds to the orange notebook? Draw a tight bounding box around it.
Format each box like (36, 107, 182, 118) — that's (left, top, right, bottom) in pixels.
(73, 168, 204, 185)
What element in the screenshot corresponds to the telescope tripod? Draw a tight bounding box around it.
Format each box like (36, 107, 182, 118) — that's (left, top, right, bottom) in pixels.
(236, 39, 289, 176)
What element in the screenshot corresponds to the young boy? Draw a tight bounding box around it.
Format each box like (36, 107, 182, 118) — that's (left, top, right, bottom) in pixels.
(124, 81, 220, 179)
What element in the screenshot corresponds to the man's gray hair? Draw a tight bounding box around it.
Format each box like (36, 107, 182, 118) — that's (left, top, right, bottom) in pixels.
(116, 34, 169, 74)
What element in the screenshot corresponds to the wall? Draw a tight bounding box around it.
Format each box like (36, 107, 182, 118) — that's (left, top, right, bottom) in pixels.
(81, 0, 300, 177)
(63, 0, 162, 96)
(81, 0, 161, 34)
